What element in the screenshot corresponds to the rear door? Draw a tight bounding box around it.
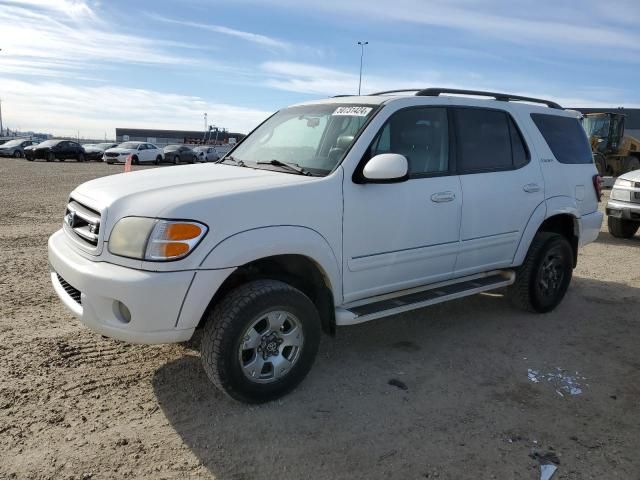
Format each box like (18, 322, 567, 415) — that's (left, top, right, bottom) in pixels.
(453, 106, 544, 275)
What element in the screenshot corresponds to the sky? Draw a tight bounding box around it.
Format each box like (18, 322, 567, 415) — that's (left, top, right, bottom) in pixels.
(0, 0, 639, 138)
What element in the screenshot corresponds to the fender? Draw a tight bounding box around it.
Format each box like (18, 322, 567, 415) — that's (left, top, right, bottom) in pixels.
(198, 225, 342, 302)
(512, 196, 580, 266)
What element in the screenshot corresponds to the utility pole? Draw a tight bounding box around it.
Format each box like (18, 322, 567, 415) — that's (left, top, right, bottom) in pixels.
(357, 41, 368, 95)
(0, 98, 3, 136)
(204, 112, 208, 132)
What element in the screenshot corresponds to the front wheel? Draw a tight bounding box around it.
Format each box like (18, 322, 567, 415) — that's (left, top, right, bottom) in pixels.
(509, 232, 573, 313)
(608, 216, 639, 239)
(201, 280, 321, 403)
(47, 152, 55, 162)
(78, 153, 85, 162)
(155, 155, 161, 165)
(173, 155, 180, 165)
(14, 151, 23, 158)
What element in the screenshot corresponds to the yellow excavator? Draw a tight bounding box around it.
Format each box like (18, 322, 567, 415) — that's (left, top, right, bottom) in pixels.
(583, 111, 640, 176)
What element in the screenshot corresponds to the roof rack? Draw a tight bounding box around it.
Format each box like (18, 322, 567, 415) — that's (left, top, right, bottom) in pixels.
(369, 89, 421, 96)
(415, 88, 563, 109)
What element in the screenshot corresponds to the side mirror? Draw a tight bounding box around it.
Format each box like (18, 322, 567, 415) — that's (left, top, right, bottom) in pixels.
(362, 153, 409, 183)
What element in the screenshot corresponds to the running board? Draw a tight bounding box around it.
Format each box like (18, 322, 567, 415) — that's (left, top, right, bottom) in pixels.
(335, 270, 515, 326)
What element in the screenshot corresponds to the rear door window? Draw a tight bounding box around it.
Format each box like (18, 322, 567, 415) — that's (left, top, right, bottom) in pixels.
(454, 108, 513, 173)
(531, 113, 592, 164)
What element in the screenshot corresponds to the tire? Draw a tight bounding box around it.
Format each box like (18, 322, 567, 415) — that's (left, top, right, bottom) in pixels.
(509, 232, 573, 313)
(78, 153, 85, 162)
(623, 156, 640, 174)
(132, 155, 139, 165)
(47, 152, 55, 162)
(608, 216, 639, 239)
(174, 155, 180, 165)
(14, 151, 22, 159)
(201, 279, 321, 403)
(26, 156, 34, 162)
(155, 155, 161, 165)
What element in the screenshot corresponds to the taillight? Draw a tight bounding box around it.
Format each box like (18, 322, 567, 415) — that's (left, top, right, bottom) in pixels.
(593, 174, 603, 202)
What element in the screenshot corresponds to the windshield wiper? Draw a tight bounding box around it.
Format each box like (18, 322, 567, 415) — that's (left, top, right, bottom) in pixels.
(218, 155, 246, 167)
(256, 159, 312, 176)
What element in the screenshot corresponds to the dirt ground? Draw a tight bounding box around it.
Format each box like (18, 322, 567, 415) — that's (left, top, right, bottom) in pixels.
(1, 157, 639, 480)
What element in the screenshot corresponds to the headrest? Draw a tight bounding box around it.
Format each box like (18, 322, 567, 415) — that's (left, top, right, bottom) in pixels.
(335, 135, 355, 149)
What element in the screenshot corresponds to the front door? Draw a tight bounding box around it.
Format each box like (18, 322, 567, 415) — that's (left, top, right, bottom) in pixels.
(342, 106, 462, 303)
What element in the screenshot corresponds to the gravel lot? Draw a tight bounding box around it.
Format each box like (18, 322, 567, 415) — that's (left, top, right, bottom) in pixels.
(1, 157, 639, 479)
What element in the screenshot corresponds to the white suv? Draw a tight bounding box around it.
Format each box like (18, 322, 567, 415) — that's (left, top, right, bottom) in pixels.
(48, 88, 603, 403)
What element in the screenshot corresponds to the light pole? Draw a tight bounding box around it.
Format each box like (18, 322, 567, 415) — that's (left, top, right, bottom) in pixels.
(357, 41, 368, 95)
(204, 112, 208, 132)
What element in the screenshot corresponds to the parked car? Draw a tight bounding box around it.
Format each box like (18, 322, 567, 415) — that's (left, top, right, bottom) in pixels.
(49, 88, 603, 403)
(83, 143, 118, 161)
(606, 169, 640, 238)
(103, 142, 163, 164)
(0, 138, 37, 158)
(31, 139, 86, 162)
(164, 144, 197, 164)
(193, 146, 220, 162)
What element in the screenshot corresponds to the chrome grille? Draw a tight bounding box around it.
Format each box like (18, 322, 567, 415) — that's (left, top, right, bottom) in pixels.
(64, 199, 101, 247)
(57, 274, 81, 304)
(105, 152, 119, 158)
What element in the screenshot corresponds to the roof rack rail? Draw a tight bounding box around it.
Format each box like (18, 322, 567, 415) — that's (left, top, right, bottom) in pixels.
(369, 89, 421, 96)
(415, 88, 563, 109)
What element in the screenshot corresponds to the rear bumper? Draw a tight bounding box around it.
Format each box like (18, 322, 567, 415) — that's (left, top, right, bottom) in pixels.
(48, 229, 233, 344)
(606, 199, 640, 221)
(578, 210, 603, 247)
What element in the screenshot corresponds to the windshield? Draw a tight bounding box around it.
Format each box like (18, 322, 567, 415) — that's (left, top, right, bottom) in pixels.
(583, 115, 610, 138)
(38, 140, 58, 147)
(97, 143, 115, 149)
(1, 139, 26, 147)
(229, 104, 377, 175)
(164, 145, 180, 151)
(118, 142, 140, 149)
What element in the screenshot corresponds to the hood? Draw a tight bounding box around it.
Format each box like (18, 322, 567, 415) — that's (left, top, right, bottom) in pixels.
(84, 146, 103, 153)
(105, 147, 136, 154)
(72, 163, 313, 215)
(619, 169, 640, 183)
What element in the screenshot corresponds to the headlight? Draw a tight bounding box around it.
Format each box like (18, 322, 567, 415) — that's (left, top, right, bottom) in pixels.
(108, 217, 208, 261)
(614, 178, 634, 188)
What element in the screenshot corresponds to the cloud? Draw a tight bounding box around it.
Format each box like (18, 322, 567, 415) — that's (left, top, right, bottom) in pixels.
(238, 0, 640, 54)
(0, 78, 272, 138)
(148, 13, 291, 50)
(0, 0, 209, 79)
(260, 61, 640, 108)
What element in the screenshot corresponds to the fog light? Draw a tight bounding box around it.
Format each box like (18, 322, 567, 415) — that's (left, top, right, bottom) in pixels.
(114, 301, 131, 324)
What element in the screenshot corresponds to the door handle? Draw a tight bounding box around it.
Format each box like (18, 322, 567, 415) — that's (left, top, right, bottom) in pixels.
(431, 191, 456, 203)
(523, 183, 541, 193)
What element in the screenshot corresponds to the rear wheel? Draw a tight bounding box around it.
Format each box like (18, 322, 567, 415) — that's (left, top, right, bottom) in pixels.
(47, 152, 55, 162)
(174, 155, 180, 165)
(78, 153, 85, 162)
(14, 151, 22, 158)
(132, 155, 139, 165)
(200, 279, 321, 403)
(608, 216, 639, 239)
(155, 155, 161, 165)
(509, 232, 573, 313)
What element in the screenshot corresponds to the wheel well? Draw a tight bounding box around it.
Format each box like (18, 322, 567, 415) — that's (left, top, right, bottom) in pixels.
(198, 254, 336, 335)
(538, 214, 579, 267)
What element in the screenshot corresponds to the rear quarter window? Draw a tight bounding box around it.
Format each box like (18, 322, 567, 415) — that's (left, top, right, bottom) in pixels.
(531, 113, 592, 164)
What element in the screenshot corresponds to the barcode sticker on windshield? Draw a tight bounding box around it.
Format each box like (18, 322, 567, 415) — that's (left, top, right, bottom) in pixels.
(332, 106, 372, 116)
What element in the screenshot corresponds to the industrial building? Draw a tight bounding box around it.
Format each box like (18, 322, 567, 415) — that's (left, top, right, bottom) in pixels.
(115, 128, 246, 147)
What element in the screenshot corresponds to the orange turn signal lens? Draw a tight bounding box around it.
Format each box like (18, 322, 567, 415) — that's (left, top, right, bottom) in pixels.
(164, 223, 202, 241)
(157, 242, 190, 258)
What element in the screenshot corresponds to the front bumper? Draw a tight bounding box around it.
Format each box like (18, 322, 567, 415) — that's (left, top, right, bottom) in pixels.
(0, 150, 13, 157)
(578, 210, 604, 247)
(48, 229, 233, 344)
(606, 199, 640, 221)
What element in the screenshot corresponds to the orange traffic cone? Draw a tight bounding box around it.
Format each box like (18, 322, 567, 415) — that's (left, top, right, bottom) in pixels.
(124, 153, 132, 172)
